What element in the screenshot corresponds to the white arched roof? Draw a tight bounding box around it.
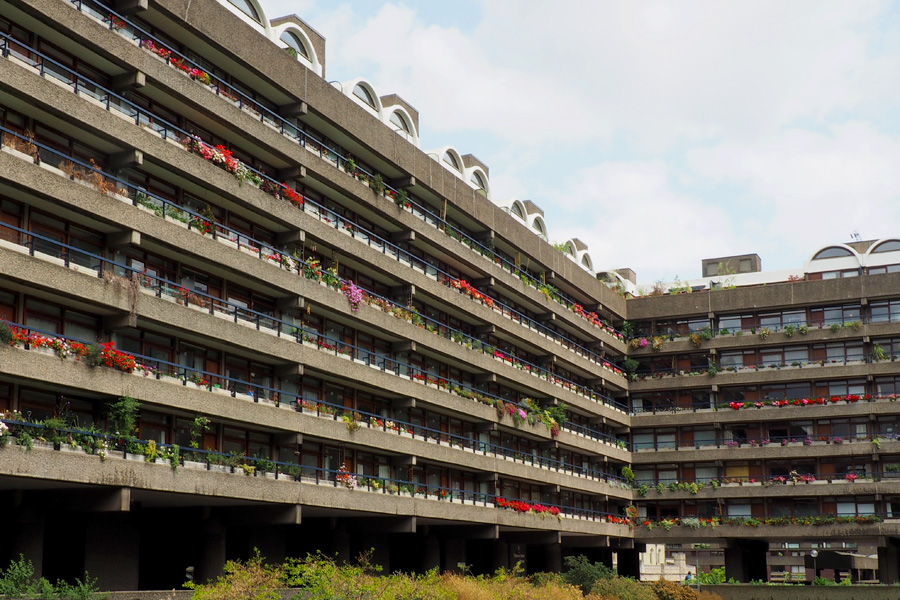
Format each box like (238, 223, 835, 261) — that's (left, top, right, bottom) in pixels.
(382, 104, 419, 146)
(271, 24, 322, 76)
(341, 78, 383, 117)
(426, 145, 466, 179)
(804, 243, 861, 274)
(465, 165, 490, 198)
(864, 238, 900, 269)
(217, 0, 271, 36)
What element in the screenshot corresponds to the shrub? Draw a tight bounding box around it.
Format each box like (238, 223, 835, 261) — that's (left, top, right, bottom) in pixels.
(651, 579, 699, 600)
(563, 555, 614, 595)
(588, 576, 654, 600)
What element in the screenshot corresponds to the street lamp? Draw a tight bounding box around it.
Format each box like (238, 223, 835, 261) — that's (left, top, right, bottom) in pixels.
(810, 549, 819, 582)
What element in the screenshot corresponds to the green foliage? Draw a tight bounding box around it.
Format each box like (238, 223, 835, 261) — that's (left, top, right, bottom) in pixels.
(190, 416, 211, 449)
(83, 343, 104, 367)
(0, 321, 12, 345)
(106, 396, 140, 439)
(371, 174, 384, 196)
(562, 555, 614, 595)
(621, 466, 635, 483)
(697, 567, 725, 585)
(590, 575, 654, 600)
(0, 555, 107, 600)
(190, 551, 280, 600)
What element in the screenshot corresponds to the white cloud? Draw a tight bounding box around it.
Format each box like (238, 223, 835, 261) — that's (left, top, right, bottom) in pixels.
(688, 122, 900, 263)
(256, 0, 900, 280)
(545, 161, 741, 283)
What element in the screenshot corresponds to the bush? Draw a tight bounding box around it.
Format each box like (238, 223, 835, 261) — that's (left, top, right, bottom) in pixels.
(651, 579, 698, 600)
(588, 576, 654, 600)
(0, 555, 106, 600)
(563, 555, 614, 595)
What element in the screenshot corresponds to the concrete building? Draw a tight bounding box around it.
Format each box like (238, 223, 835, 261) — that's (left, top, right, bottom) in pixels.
(1, 0, 900, 591)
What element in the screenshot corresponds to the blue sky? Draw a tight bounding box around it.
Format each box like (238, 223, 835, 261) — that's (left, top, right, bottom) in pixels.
(259, 0, 900, 286)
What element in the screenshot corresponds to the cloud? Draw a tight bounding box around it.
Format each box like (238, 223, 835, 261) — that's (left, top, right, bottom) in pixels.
(544, 161, 741, 283)
(688, 122, 900, 262)
(255, 0, 900, 281)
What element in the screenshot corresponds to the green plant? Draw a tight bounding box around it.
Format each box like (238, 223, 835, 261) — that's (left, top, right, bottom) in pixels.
(0, 321, 12, 345)
(799, 324, 809, 335)
(83, 343, 104, 367)
(830, 322, 843, 333)
(371, 173, 384, 196)
(758, 327, 771, 340)
(16, 430, 33, 451)
(784, 324, 796, 338)
(622, 466, 635, 484)
(190, 416, 211, 449)
(656, 482, 666, 495)
(562, 555, 614, 595)
(637, 483, 649, 497)
(874, 344, 887, 362)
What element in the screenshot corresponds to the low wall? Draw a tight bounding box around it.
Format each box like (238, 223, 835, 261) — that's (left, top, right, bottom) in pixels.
(705, 584, 900, 600)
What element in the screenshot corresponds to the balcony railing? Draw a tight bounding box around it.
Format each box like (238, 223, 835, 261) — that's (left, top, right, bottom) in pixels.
(0, 418, 628, 522)
(0, 124, 628, 413)
(58, 0, 628, 342)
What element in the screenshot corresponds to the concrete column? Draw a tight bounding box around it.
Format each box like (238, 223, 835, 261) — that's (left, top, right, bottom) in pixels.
(12, 510, 44, 579)
(371, 536, 390, 574)
(333, 528, 350, 565)
(83, 515, 138, 591)
(443, 538, 466, 572)
(422, 535, 440, 572)
(545, 543, 562, 573)
(724, 540, 767, 583)
(194, 520, 226, 583)
(879, 541, 900, 585)
(616, 549, 641, 579)
(491, 541, 509, 571)
(248, 527, 287, 565)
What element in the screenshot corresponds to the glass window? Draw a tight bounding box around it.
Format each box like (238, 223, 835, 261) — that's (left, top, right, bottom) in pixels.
(873, 240, 900, 253)
(352, 84, 376, 108)
(389, 111, 410, 133)
(813, 247, 854, 259)
(280, 31, 309, 59)
(443, 152, 460, 171)
(226, 0, 261, 23)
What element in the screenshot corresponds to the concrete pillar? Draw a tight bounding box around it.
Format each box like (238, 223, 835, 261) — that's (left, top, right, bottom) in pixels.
(724, 540, 767, 583)
(83, 515, 138, 591)
(248, 527, 287, 565)
(546, 543, 562, 573)
(616, 549, 640, 579)
(422, 535, 440, 572)
(194, 520, 226, 583)
(509, 543, 527, 572)
(333, 528, 350, 564)
(443, 539, 466, 572)
(879, 541, 900, 585)
(491, 541, 509, 571)
(12, 510, 44, 579)
(371, 536, 390, 574)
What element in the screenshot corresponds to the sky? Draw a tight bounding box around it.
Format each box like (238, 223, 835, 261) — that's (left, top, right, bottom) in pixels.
(259, 0, 900, 285)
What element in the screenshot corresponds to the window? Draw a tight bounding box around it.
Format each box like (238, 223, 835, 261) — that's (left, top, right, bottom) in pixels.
(226, 0, 261, 23)
(813, 246, 854, 259)
(443, 152, 460, 171)
(510, 202, 525, 219)
(352, 84, 376, 108)
(872, 240, 900, 253)
(280, 31, 309, 59)
(389, 111, 410, 134)
(871, 301, 900, 324)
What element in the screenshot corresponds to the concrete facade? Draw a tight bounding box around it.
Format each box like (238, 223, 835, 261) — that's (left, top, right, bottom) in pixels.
(0, 0, 899, 592)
